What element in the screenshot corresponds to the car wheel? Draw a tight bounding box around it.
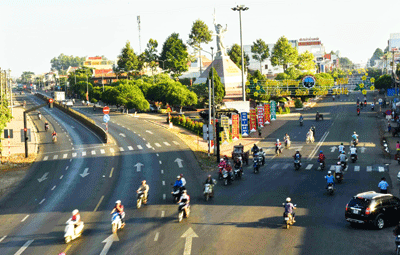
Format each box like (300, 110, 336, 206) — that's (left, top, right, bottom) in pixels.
(375, 216, 385, 229)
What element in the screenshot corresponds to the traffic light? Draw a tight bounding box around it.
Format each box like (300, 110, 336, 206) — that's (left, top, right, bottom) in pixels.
(49, 98, 53, 108)
(24, 128, 27, 132)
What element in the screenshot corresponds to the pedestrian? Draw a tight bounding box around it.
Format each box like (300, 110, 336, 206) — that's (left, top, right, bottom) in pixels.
(389, 123, 392, 133)
(383, 99, 386, 108)
(378, 177, 389, 194)
(258, 126, 262, 137)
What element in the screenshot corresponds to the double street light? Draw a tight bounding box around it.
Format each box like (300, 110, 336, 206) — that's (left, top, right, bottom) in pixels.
(232, 5, 249, 101)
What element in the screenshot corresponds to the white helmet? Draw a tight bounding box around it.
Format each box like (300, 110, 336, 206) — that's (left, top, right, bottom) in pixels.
(286, 197, 291, 202)
(328, 171, 331, 174)
(115, 200, 121, 204)
(277, 139, 279, 142)
(220, 158, 224, 162)
(72, 209, 79, 215)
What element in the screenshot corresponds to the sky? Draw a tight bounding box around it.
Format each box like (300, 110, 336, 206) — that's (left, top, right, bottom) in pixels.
(1, 0, 398, 77)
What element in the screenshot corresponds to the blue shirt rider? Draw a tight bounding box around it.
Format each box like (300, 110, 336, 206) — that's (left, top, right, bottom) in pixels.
(174, 176, 183, 188)
(299, 115, 304, 122)
(325, 171, 335, 188)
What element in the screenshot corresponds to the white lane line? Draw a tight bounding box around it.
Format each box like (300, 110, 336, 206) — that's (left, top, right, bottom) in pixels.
(154, 232, 159, 241)
(330, 165, 335, 171)
(159, 161, 162, 164)
(163, 142, 171, 146)
(82, 151, 86, 156)
(91, 150, 96, 155)
(162, 181, 165, 186)
(155, 143, 161, 147)
(100, 149, 105, 154)
(110, 148, 115, 153)
(63, 154, 68, 159)
(109, 167, 114, 178)
(173, 141, 179, 145)
(305, 164, 313, 170)
(354, 166, 360, 172)
(152, 147, 155, 151)
(137, 145, 143, 150)
(39, 199, 45, 205)
(21, 215, 29, 222)
(119, 147, 125, 152)
(72, 153, 77, 158)
(143, 138, 146, 141)
(161, 211, 165, 217)
(138, 134, 141, 136)
(43, 156, 48, 161)
(156, 153, 159, 156)
(70, 159, 72, 162)
(70, 143, 73, 145)
(282, 163, 290, 169)
(94, 195, 104, 212)
(163, 194, 166, 200)
(60, 175, 63, 179)
(308, 131, 330, 161)
(146, 130, 154, 134)
(51, 185, 56, 190)
(146, 143, 152, 148)
(367, 166, 372, 172)
(379, 166, 385, 172)
(0, 235, 6, 243)
(161, 170, 164, 174)
(128, 146, 134, 151)
(53, 155, 58, 160)
(270, 164, 278, 169)
(14, 239, 34, 255)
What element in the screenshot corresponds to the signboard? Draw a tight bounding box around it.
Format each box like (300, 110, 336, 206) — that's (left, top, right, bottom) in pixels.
(103, 114, 110, 123)
(249, 108, 257, 132)
(387, 88, 400, 96)
(202, 124, 213, 141)
(302, 75, 316, 89)
(270, 101, 277, 121)
(20, 129, 31, 142)
(264, 103, 270, 124)
(257, 105, 264, 128)
(231, 114, 240, 140)
(240, 112, 249, 137)
(103, 106, 110, 114)
(166, 106, 172, 113)
(221, 116, 230, 145)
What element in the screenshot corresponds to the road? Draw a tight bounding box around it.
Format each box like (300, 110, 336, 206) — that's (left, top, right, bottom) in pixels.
(0, 90, 395, 255)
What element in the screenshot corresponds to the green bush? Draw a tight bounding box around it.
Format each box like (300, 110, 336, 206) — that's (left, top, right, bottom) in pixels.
(170, 115, 203, 136)
(278, 106, 283, 114)
(284, 106, 290, 114)
(294, 99, 303, 108)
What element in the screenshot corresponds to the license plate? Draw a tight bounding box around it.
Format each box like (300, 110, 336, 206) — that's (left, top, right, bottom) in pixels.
(284, 217, 289, 220)
(352, 209, 359, 214)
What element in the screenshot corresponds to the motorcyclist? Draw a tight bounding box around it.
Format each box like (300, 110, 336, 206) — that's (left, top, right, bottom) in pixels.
(371, 102, 375, 110)
(357, 97, 360, 104)
(325, 171, 335, 188)
(251, 144, 259, 155)
(174, 175, 183, 188)
(316, 111, 320, 120)
(338, 151, 347, 170)
(234, 157, 242, 170)
(52, 130, 57, 141)
(338, 143, 345, 154)
(284, 197, 296, 223)
(179, 174, 186, 187)
(311, 125, 316, 139)
(110, 200, 125, 226)
(204, 175, 216, 197)
(318, 150, 326, 168)
(258, 148, 265, 164)
(71, 209, 81, 230)
(350, 145, 358, 160)
(38, 112, 42, 119)
(352, 131, 359, 145)
(225, 163, 233, 180)
(177, 190, 190, 218)
(137, 180, 149, 204)
(44, 121, 49, 131)
(284, 133, 291, 147)
(306, 129, 313, 143)
(275, 139, 282, 154)
(218, 158, 226, 171)
(299, 114, 304, 123)
(293, 150, 302, 165)
(357, 107, 360, 115)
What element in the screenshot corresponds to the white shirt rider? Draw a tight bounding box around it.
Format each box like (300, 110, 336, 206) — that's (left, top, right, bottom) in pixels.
(335, 164, 342, 173)
(338, 145, 345, 153)
(339, 153, 347, 162)
(181, 177, 186, 187)
(350, 147, 357, 155)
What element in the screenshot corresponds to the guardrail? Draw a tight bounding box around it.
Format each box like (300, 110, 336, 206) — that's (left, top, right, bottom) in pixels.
(35, 93, 108, 143)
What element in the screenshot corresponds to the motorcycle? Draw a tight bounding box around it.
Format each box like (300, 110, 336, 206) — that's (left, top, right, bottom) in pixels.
(341, 160, 348, 172)
(111, 212, 124, 234)
(257, 151, 265, 165)
(282, 203, 297, 229)
(52, 135, 57, 143)
(352, 139, 358, 147)
(233, 166, 242, 179)
(178, 202, 190, 222)
(327, 183, 334, 195)
(204, 183, 215, 201)
(300, 119, 303, 126)
(351, 153, 357, 163)
(218, 166, 224, 180)
(395, 236, 400, 255)
(371, 105, 375, 111)
(171, 186, 183, 202)
(222, 169, 233, 185)
(319, 161, 325, 171)
(44, 124, 49, 132)
(294, 159, 301, 170)
(136, 191, 145, 208)
(335, 172, 343, 183)
(357, 109, 360, 116)
(253, 158, 260, 174)
(38, 113, 42, 120)
(64, 219, 84, 244)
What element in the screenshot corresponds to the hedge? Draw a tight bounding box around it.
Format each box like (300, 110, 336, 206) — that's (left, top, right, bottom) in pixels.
(170, 115, 203, 136)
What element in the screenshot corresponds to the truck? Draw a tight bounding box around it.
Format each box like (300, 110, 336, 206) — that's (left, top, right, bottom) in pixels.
(53, 91, 65, 101)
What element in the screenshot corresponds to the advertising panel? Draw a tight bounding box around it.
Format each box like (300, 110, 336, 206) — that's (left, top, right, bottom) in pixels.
(221, 116, 230, 145)
(270, 101, 277, 121)
(249, 108, 257, 132)
(264, 103, 270, 124)
(241, 112, 249, 136)
(257, 105, 264, 128)
(231, 114, 240, 140)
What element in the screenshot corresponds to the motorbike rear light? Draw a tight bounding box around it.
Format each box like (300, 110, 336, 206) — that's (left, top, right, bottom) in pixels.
(345, 204, 348, 211)
(365, 207, 371, 215)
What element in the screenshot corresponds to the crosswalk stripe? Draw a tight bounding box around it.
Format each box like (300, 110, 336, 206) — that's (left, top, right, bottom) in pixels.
(91, 150, 96, 155)
(305, 164, 313, 170)
(330, 165, 335, 171)
(271, 164, 279, 169)
(82, 151, 86, 156)
(119, 147, 124, 152)
(43, 156, 48, 161)
(128, 146, 134, 151)
(72, 153, 77, 157)
(173, 141, 179, 145)
(53, 155, 58, 160)
(379, 166, 385, 172)
(146, 143, 152, 148)
(63, 154, 68, 159)
(155, 143, 161, 147)
(100, 149, 105, 154)
(163, 142, 171, 146)
(367, 166, 372, 172)
(110, 148, 115, 153)
(282, 163, 290, 169)
(354, 166, 360, 172)
(137, 145, 143, 150)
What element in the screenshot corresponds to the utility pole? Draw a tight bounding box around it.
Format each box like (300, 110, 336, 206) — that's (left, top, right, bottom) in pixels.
(393, 48, 397, 96)
(137, 16, 142, 54)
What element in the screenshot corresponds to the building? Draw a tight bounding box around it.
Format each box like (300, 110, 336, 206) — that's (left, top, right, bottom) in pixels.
(83, 57, 116, 70)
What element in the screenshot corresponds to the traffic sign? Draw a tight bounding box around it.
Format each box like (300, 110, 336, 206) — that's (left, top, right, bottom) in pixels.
(379, 98, 383, 105)
(103, 106, 110, 115)
(202, 124, 213, 140)
(103, 114, 110, 123)
(166, 106, 172, 113)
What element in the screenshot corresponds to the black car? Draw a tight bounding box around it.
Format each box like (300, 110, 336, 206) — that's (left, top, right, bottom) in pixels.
(345, 191, 400, 229)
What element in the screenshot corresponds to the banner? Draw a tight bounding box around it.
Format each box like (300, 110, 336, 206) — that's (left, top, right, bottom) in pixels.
(241, 112, 249, 136)
(257, 105, 264, 128)
(221, 115, 230, 145)
(249, 108, 257, 132)
(270, 101, 277, 121)
(264, 103, 270, 124)
(231, 114, 240, 140)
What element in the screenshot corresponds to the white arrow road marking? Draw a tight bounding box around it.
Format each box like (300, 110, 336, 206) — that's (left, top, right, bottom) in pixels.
(53, 155, 58, 160)
(154, 232, 159, 241)
(305, 164, 313, 170)
(0, 235, 6, 243)
(72, 152, 77, 157)
(80, 168, 90, 178)
(43, 156, 48, 161)
(21, 215, 29, 222)
(14, 239, 34, 255)
(379, 166, 385, 172)
(163, 142, 171, 146)
(360, 147, 366, 153)
(155, 143, 161, 147)
(82, 151, 86, 157)
(135, 163, 144, 172)
(330, 146, 337, 153)
(63, 153, 68, 159)
(100, 234, 119, 255)
(146, 130, 153, 134)
(367, 166, 372, 172)
(175, 158, 183, 168)
(270, 164, 279, 169)
(146, 143, 152, 148)
(354, 166, 360, 172)
(137, 145, 143, 150)
(51, 185, 56, 190)
(119, 147, 124, 152)
(159, 161, 162, 165)
(173, 141, 179, 145)
(181, 228, 198, 255)
(330, 165, 335, 171)
(37, 172, 49, 183)
(119, 133, 126, 137)
(282, 163, 290, 169)
(128, 146, 134, 151)
(100, 149, 105, 154)
(110, 148, 115, 153)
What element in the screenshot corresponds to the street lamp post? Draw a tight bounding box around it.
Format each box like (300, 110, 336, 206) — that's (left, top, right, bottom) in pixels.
(232, 5, 249, 101)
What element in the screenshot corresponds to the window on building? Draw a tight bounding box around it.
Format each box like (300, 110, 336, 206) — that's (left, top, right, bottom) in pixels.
(264, 64, 268, 69)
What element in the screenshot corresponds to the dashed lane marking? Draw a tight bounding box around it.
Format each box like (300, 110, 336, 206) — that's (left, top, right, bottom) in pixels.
(154, 232, 159, 241)
(109, 167, 114, 178)
(367, 166, 372, 172)
(72, 153, 77, 158)
(100, 149, 105, 154)
(21, 215, 29, 222)
(137, 145, 143, 150)
(110, 148, 115, 153)
(0, 235, 6, 243)
(354, 166, 360, 172)
(282, 163, 290, 169)
(39, 199, 45, 205)
(155, 143, 161, 147)
(305, 164, 313, 170)
(146, 143, 152, 148)
(271, 164, 279, 169)
(379, 166, 385, 172)
(119, 147, 124, 152)
(82, 151, 86, 156)
(43, 156, 48, 161)
(163, 142, 171, 146)
(51, 186, 56, 190)
(63, 154, 68, 159)
(14, 239, 34, 255)
(93, 195, 104, 212)
(128, 146, 134, 151)
(173, 141, 179, 145)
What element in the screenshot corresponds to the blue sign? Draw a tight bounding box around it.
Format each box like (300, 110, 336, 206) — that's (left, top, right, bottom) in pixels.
(387, 88, 400, 96)
(103, 114, 110, 123)
(241, 112, 249, 137)
(302, 75, 316, 89)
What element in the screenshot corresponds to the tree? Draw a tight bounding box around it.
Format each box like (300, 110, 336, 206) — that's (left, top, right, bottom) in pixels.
(160, 33, 189, 77)
(339, 57, 353, 69)
(50, 54, 85, 74)
(375, 74, 392, 89)
(227, 44, 250, 70)
(297, 50, 315, 72)
(187, 19, 213, 73)
(114, 80, 149, 111)
(370, 48, 384, 67)
(251, 39, 269, 74)
(144, 39, 159, 75)
(102, 86, 120, 106)
(20, 71, 35, 84)
(117, 41, 140, 77)
(271, 36, 298, 71)
(206, 67, 225, 104)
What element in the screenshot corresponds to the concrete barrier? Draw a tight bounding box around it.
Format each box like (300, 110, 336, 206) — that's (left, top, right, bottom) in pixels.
(35, 93, 108, 143)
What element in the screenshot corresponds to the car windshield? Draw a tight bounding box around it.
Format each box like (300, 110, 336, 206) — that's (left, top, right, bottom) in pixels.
(348, 198, 370, 208)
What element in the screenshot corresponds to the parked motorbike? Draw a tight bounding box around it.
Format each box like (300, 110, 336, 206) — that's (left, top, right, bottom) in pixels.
(204, 183, 215, 201)
(327, 183, 334, 195)
(294, 159, 301, 170)
(64, 219, 84, 243)
(136, 191, 145, 208)
(111, 212, 124, 234)
(253, 158, 260, 174)
(178, 202, 190, 222)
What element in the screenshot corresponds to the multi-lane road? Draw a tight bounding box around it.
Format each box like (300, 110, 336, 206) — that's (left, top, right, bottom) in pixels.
(0, 91, 396, 255)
